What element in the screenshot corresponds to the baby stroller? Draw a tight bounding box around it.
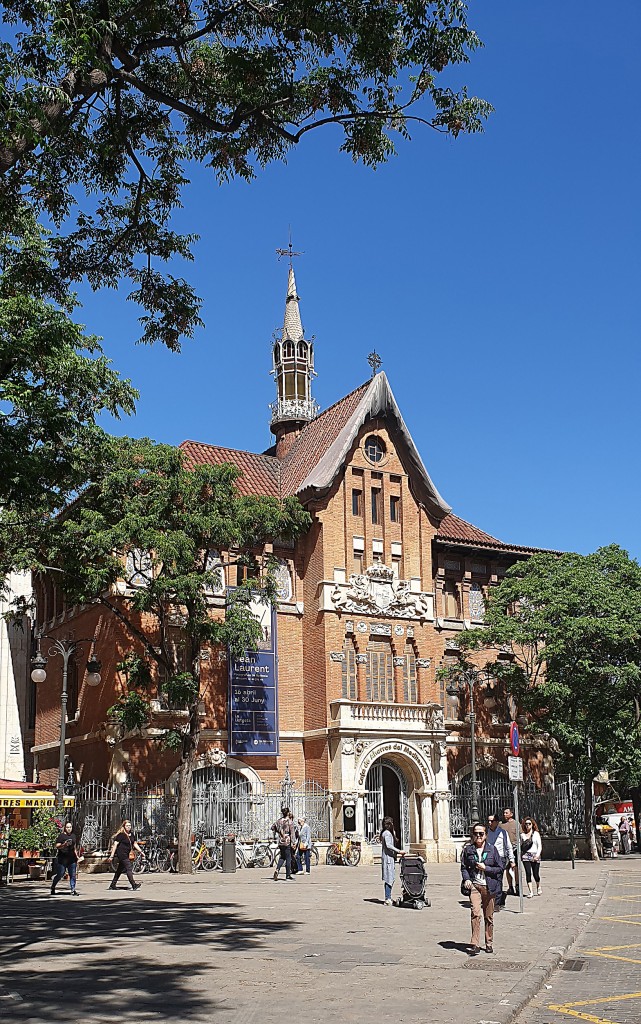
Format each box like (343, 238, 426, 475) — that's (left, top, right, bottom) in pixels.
(395, 855, 430, 910)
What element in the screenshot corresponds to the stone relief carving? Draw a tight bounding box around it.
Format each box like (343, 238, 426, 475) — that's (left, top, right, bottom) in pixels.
(355, 739, 371, 756)
(429, 707, 445, 730)
(330, 563, 432, 621)
(370, 623, 392, 637)
(394, 624, 404, 636)
(329, 652, 345, 663)
(356, 621, 368, 633)
(356, 654, 368, 664)
(393, 656, 405, 667)
(206, 747, 227, 768)
(342, 740, 355, 755)
(416, 658, 431, 669)
(345, 620, 354, 633)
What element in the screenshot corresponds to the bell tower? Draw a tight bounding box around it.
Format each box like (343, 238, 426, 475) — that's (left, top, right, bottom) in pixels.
(270, 262, 319, 459)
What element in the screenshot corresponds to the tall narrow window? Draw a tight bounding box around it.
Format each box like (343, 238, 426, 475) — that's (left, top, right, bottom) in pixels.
(390, 495, 400, 522)
(443, 581, 461, 618)
(469, 582, 486, 621)
(402, 647, 418, 703)
(392, 556, 401, 578)
(341, 643, 358, 699)
(353, 550, 364, 574)
(366, 643, 394, 702)
(371, 488, 382, 525)
(352, 489, 363, 516)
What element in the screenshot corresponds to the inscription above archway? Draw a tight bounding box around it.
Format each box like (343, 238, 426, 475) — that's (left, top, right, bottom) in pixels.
(357, 739, 434, 789)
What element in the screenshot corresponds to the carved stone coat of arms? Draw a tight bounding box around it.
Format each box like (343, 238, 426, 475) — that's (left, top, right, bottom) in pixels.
(331, 563, 432, 621)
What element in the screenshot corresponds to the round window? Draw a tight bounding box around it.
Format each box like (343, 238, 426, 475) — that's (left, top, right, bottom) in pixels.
(364, 434, 386, 464)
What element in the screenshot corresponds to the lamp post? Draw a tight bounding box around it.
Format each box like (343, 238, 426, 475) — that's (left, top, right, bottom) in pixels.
(31, 636, 101, 807)
(446, 666, 493, 826)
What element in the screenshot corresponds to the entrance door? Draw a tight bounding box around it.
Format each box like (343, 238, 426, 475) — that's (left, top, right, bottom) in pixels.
(365, 759, 409, 845)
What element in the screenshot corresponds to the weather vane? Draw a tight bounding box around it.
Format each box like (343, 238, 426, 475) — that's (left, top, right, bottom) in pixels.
(367, 350, 382, 377)
(276, 227, 303, 266)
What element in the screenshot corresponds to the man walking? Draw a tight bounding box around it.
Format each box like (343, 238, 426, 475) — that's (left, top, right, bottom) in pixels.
(502, 807, 519, 895)
(272, 806, 296, 881)
(487, 813, 514, 909)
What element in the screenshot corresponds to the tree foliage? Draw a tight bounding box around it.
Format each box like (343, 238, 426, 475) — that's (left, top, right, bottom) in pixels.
(0, 215, 137, 565)
(28, 435, 311, 868)
(456, 545, 641, 787)
(0, 1, 491, 348)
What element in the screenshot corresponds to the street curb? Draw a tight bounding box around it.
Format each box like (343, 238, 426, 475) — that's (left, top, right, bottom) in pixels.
(477, 867, 610, 1024)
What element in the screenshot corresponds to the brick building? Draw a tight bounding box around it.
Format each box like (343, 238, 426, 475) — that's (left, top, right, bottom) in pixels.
(32, 265, 551, 860)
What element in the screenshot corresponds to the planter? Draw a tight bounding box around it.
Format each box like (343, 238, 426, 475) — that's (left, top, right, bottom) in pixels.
(8, 850, 17, 859)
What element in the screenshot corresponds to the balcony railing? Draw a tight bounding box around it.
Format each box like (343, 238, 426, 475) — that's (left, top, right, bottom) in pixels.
(269, 397, 320, 425)
(329, 699, 443, 733)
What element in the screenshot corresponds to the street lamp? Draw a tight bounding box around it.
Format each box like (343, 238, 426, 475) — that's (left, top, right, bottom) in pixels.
(446, 666, 494, 825)
(31, 636, 101, 806)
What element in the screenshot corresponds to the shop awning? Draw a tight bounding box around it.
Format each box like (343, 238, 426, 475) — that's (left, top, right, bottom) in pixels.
(0, 781, 74, 808)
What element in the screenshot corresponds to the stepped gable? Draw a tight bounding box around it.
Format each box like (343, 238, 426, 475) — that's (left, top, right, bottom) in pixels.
(178, 441, 281, 498)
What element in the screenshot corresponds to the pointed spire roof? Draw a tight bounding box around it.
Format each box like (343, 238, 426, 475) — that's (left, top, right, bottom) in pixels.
(282, 266, 304, 342)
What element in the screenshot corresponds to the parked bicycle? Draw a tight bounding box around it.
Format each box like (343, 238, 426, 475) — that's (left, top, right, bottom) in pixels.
(326, 833, 361, 866)
(235, 837, 273, 868)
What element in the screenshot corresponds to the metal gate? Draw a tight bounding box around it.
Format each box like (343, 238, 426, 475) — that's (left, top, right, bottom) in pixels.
(449, 770, 585, 838)
(364, 759, 409, 846)
(72, 781, 177, 853)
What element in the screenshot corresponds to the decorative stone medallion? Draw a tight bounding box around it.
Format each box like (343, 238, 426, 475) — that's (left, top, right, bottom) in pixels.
(394, 624, 405, 636)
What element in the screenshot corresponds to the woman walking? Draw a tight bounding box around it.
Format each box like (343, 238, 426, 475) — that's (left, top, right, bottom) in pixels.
(106, 820, 144, 891)
(296, 816, 312, 874)
(380, 816, 406, 905)
(520, 817, 542, 897)
(51, 821, 80, 896)
(460, 822, 504, 954)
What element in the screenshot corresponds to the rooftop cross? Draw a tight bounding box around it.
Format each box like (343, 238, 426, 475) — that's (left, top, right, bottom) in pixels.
(367, 350, 382, 377)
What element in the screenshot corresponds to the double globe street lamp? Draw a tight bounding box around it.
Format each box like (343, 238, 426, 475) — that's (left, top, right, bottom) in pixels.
(445, 666, 497, 825)
(31, 636, 101, 806)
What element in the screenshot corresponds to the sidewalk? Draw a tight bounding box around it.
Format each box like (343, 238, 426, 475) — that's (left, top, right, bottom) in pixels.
(514, 854, 641, 1024)
(0, 858, 608, 1024)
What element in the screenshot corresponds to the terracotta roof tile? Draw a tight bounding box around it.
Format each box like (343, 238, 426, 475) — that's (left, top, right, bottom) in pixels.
(179, 441, 281, 498)
(436, 513, 501, 545)
(281, 380, 372, 495)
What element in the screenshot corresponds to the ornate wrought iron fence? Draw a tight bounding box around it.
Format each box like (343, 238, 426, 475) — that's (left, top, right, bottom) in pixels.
(449, 770, 585, 839)
(72, 768, 331, 852)
(72, 780, 177, 853)
(192, 765, 330, 840)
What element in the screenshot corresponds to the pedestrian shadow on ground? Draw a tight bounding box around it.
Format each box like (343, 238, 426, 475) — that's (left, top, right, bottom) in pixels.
(362, 897, 386, 905)
(0, 888, 297, 1022)
(438, 940, 473, 955)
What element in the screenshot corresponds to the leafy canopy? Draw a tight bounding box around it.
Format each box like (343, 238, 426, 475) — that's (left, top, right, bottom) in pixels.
(457, 545, 641, 785)
(0, 1, 491, 348)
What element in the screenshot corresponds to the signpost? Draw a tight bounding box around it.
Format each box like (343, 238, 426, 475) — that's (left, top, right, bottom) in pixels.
(508, 723, 524, 914)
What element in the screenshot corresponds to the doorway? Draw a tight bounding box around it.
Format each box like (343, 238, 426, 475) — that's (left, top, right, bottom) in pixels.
(364, 758, 409, 845)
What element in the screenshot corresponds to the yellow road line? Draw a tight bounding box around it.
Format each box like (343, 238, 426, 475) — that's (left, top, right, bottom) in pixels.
(582, 943, 641, 951)
(583, 951, 641, 965)
(549, 991, 641, 1024)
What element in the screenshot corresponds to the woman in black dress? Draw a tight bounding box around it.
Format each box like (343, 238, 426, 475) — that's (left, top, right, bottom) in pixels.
(51, 821, 80, 896)
(106, 819, 144, 891)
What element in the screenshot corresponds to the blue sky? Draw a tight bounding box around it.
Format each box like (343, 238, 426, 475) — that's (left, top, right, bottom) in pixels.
(79, 1, 640, 560)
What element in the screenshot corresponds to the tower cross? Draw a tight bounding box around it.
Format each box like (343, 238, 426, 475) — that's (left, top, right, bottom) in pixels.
(368, 350, 382, 377)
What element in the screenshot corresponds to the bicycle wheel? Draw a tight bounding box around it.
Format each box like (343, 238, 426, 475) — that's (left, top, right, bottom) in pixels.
(345, 845, 361, 866)
(160, 850, 174, 872)
(310, 846, 319, 866)
(202, 851, 216, 870)
(133, 854, 145, 873)
(254, 844, 272, 868)
(326, 846, 339, 866)
(235, 848, 245, 869)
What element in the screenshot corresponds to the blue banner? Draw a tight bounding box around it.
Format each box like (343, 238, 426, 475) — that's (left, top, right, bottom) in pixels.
(228, 607, 278, 756)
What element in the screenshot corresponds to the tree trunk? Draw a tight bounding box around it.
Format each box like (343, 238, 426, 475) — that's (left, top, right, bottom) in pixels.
(630, 786, 641, 852)
(176, 752, 196, 873)
(585, 778, 600, 861)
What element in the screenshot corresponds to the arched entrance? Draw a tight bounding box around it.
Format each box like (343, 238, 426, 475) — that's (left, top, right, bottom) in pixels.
(364, 758, 409, 846)
(192, 765, 252, 835)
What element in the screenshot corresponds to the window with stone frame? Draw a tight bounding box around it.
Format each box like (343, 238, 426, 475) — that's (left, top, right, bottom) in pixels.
(366, 642, 394, 702)
(443, 580, 461, 618)
(341, 641, 358, 699)
(402, 645, 418, 703)
(353, 550, 364, 574)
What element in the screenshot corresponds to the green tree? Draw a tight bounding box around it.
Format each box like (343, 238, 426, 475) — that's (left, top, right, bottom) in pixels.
(455, 545, 641, 856)
(33, 436, 310, 871)
(0, 216, 137, 581)
(1, 1, 491, 348)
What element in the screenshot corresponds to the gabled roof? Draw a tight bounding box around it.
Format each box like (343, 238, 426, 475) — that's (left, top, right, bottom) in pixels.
(179, 441, 280, 498)
(287, 372, 452, 517)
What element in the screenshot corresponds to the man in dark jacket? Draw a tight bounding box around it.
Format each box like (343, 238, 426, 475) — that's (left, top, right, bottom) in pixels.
(460, 822, 504, 954)
(272, 806, 296, 880)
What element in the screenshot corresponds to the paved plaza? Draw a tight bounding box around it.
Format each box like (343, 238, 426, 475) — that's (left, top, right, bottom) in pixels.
(2, 857, 637, 1024)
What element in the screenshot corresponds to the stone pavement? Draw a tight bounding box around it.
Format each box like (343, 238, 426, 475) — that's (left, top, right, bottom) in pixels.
(513, 855, 641, 1024)
(0, 857, 610, 1024)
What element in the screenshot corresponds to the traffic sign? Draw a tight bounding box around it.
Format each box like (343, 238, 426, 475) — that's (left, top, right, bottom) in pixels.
(509, 721, 520, 756)
(508, 755, 523, 782)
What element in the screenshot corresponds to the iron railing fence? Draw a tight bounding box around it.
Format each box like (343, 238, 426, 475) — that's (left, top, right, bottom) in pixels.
(72, 769, 331, 852)
(449, 770, 585, 839)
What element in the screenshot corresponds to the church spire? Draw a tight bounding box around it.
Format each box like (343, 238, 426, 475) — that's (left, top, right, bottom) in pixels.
(270, 260, 319, 458)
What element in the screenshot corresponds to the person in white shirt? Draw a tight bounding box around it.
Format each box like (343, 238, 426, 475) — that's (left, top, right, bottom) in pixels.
(486, 813, 514, 909)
